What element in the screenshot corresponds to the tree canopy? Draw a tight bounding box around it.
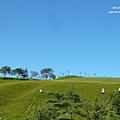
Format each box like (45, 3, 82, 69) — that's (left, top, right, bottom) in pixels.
(30, 71, 39, 79)
(12, 68, 24, 79)
(0, 66, 11, 78)
(0, 65, 57, 80)
(40, 68, 54, 80)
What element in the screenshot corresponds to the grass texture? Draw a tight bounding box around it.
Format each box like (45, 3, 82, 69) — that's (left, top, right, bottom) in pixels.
(0, 77, 120, 119)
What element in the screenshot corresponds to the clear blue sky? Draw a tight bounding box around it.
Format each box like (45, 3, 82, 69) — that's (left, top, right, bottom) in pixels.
(0, 0, 120, 77)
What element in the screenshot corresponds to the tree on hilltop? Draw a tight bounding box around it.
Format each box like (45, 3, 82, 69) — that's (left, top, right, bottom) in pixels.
(12, 68, 24, 79)
(12, 68, 28, 79)
(0, 66, 11, 78)
(50, 74, 56, 79)
(40, 68, 54, 80)
(21, 68, 29, 79)
(30, 71, 39, 79)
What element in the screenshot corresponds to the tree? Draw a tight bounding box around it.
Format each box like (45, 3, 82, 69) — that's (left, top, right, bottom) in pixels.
(68, 71, 70, 75)
(50, 74, 56, 80)
(84, 72, 87, 76)
(110, 90, 120, 116)
(30, 71, 39, 79)
(12, 68, 24, 79)
(79, 72, 82, 75)
(36, 89, 87, 120)
(94, 73, 96, 77)
(0, 66, 11, 78)
(23, 68, 28, 75)
(40, 68, 54, 80)
(21, 68, 29, 78)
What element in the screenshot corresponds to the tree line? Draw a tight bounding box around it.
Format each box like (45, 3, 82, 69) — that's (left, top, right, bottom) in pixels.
(0, 65, 56, 80)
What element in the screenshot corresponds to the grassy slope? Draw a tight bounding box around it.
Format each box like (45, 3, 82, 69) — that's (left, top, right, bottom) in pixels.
(0, 77, 120, 119)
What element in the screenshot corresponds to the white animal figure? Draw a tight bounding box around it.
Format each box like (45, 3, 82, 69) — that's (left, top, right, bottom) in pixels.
(40, 89, 43, 94)
(102, 88, 105, 94)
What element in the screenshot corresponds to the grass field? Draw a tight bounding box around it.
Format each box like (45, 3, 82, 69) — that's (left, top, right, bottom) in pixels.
(0, 76, 120, 119)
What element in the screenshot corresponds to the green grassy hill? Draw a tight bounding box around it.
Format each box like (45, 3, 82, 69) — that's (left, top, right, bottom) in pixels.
(0, 77, 120, 119)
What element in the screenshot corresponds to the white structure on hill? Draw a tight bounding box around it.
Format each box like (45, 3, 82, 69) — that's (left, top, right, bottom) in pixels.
(102, 88, 105, 94)
(40, 89, 43, 94)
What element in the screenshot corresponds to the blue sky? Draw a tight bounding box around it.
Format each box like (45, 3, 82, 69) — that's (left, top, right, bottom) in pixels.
(0, 0, 120, 77)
